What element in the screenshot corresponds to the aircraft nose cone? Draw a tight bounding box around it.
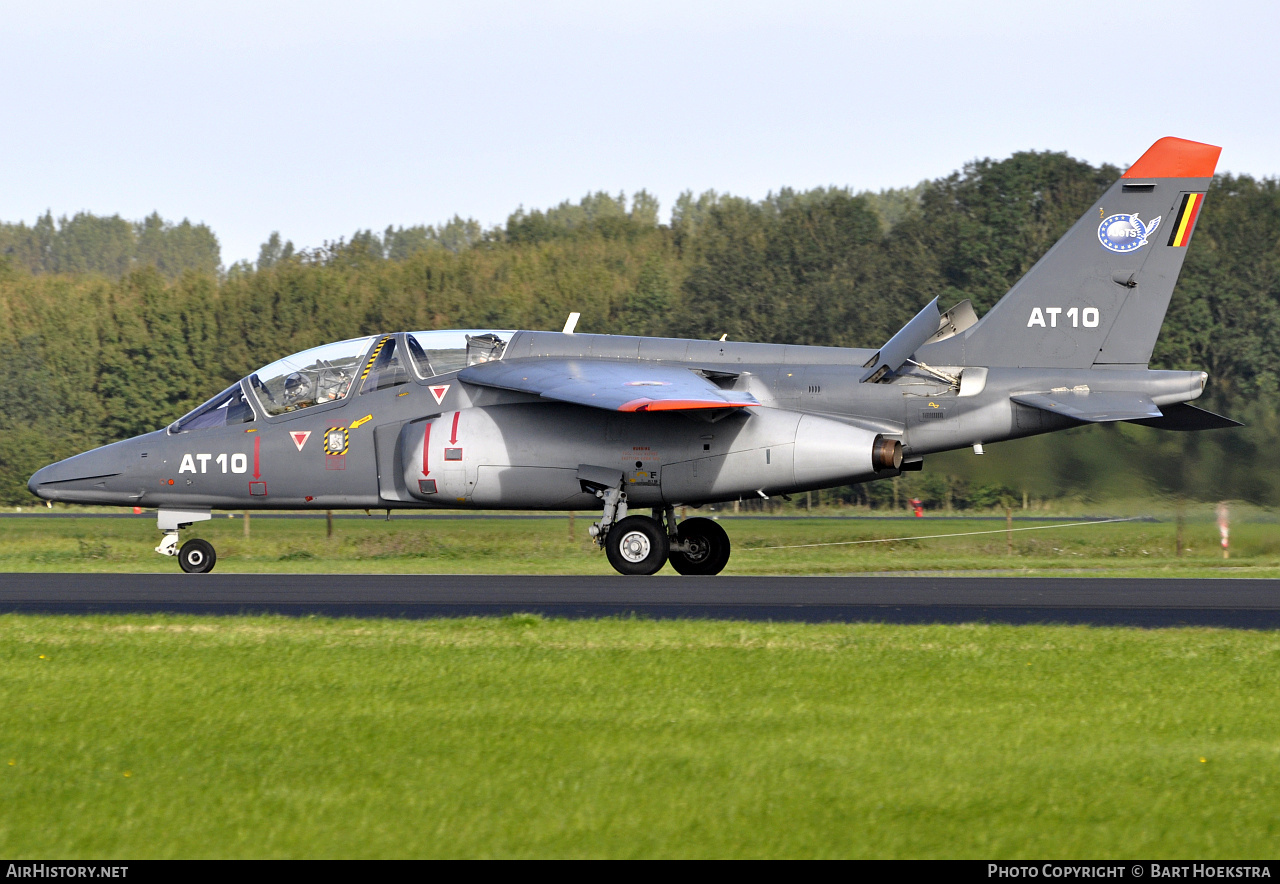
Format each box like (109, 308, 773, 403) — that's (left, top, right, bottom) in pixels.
(27, 440, 138, 502)
(27, 464, 52, 499)
(27, 459, 82, 501)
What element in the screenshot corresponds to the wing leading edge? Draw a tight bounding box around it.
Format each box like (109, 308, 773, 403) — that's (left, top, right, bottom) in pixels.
(459, 358, 759, 413)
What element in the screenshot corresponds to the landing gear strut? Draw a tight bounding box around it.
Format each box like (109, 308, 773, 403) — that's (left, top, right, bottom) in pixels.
(155, 508, 217, 573)
(589, 485, 667, 575)
(590, 490, 731, 576)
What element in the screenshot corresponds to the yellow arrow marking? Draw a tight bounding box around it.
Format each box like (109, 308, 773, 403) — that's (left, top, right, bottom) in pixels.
(351, 414, 373, 430)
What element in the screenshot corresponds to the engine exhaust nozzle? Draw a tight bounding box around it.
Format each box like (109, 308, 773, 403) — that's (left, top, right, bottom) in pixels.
(872, 436, 903, 471)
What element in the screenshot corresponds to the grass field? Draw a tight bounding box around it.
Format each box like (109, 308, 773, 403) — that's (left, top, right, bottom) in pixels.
(1, 510, 1278, 575)
(2, 614, 1278, 858)
(3, 511, 1277, 857)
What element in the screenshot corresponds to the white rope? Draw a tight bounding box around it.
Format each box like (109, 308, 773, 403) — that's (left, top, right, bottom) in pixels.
(740, 516, 1141, 551)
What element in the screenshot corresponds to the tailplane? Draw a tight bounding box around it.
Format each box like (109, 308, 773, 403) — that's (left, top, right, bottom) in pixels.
(927, 137, 1221, 369)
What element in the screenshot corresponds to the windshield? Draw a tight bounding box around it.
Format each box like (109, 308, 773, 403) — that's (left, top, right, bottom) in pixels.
(406, 330, 514, 378)
(247, 336, 375, 416)
(170, 383, 256, 433)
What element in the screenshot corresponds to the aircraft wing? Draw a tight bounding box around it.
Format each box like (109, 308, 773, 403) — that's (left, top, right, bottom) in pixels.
(1127, 403, 1242, 431)
(460, 358, 760, 412)
(1011, 391, 1163, 423)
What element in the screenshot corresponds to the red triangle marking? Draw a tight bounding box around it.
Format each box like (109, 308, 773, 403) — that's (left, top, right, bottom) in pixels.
(429, 384, 450, 405)
(291, 430, 311, 452)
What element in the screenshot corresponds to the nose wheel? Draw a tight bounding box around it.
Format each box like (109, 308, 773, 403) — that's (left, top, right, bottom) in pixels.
(154, 508, 217, 573)
(178, 539, 217, 573)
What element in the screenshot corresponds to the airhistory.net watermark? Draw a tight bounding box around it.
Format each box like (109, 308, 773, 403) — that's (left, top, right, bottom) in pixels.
(6, 866, 127, 878)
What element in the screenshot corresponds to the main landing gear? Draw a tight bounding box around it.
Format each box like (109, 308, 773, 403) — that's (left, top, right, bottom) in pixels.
(589, 489, 730, 576)
(155, 508, 217, 573)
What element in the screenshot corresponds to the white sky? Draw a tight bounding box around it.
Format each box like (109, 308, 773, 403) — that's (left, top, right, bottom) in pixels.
(2, 0, 1276, 266)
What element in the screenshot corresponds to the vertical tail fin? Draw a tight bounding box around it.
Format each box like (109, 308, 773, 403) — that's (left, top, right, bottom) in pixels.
(934, 137, 1221, 369)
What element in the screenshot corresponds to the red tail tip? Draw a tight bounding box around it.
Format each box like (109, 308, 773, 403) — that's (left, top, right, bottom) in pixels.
(1123, 137, 1221, 179)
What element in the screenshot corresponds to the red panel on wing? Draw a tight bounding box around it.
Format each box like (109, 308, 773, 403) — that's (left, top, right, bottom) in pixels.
(619, 398, 760, 412)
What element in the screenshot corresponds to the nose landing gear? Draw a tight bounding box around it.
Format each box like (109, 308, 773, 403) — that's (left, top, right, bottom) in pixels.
(178, 539, 217, 573)
(155, 508, 217, 573)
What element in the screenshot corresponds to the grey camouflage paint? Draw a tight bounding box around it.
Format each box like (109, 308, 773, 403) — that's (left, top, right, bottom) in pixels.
(28, 139, 1237, 572)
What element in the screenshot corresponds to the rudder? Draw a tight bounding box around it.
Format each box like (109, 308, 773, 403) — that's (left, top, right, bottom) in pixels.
(929, 137, 1220, 369)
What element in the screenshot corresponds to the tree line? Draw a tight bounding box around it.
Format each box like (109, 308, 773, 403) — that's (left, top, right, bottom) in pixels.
(2, 150, 1278, 506)
(0, 211, 220, 279)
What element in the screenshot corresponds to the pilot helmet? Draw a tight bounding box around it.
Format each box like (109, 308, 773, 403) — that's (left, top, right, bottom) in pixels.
(283, 371, 312, 403)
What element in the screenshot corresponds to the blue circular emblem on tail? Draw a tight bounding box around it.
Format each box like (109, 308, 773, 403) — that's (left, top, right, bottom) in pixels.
(1098, 212, 1161, 253)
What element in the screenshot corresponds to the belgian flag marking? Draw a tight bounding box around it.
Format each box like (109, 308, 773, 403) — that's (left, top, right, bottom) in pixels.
(1167, 193, 1204, 247)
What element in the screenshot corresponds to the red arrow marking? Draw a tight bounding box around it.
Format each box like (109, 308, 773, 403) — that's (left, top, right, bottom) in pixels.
(253, 436, 261, 478)
(422, 422, 431, 476)
(450, 411, 460, 445)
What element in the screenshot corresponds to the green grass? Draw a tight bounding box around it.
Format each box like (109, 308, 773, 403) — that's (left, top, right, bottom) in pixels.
(2, 614, 1279, 858)
(2, 511, 1278, 576)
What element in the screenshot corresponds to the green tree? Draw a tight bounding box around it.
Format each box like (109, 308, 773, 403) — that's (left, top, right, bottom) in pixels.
(257, 231, 296, 271)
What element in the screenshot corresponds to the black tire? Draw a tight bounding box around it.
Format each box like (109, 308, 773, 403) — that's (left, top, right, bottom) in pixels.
(178, 538, 217, 574)
(605, 516, 669, 576)
(669, 517, 731, 576)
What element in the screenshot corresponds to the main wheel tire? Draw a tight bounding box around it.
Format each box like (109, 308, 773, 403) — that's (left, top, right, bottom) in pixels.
(669, 517, 731, 576)
(178, 538, 217, 574)
(605, 516, 669, 576)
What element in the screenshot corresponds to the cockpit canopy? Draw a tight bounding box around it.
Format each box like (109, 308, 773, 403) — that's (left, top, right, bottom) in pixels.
(169, 330, 514, 433)
(169, 383, 257, 434)
(249, 336, 376, 417)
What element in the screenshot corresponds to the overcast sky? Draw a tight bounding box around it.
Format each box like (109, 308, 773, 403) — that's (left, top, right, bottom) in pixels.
(2, 0, 1276, 265)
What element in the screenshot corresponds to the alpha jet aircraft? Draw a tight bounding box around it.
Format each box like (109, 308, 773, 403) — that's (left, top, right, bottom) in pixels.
(29, 137, 1238, 575)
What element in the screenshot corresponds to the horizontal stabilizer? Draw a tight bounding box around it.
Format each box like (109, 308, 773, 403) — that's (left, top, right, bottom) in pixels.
(460, 357, 759, 413)
(861, 298, 942, 383)
(1126, 403, 1243, 431)
(1011, 391, 1162, 423)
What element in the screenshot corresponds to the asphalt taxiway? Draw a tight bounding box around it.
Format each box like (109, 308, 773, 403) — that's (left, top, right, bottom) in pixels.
(2, 574, 1280, 627)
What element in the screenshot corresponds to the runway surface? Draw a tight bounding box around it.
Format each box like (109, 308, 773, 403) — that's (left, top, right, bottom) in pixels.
(3, 574, 1280, 627)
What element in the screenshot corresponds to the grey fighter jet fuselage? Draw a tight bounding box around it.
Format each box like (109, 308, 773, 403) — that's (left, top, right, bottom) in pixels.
(28, 137, 1239, 575)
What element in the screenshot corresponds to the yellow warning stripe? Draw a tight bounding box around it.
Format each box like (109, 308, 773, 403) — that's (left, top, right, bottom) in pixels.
(323, 426, 349, 456)
(359, 337, 391, 382)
